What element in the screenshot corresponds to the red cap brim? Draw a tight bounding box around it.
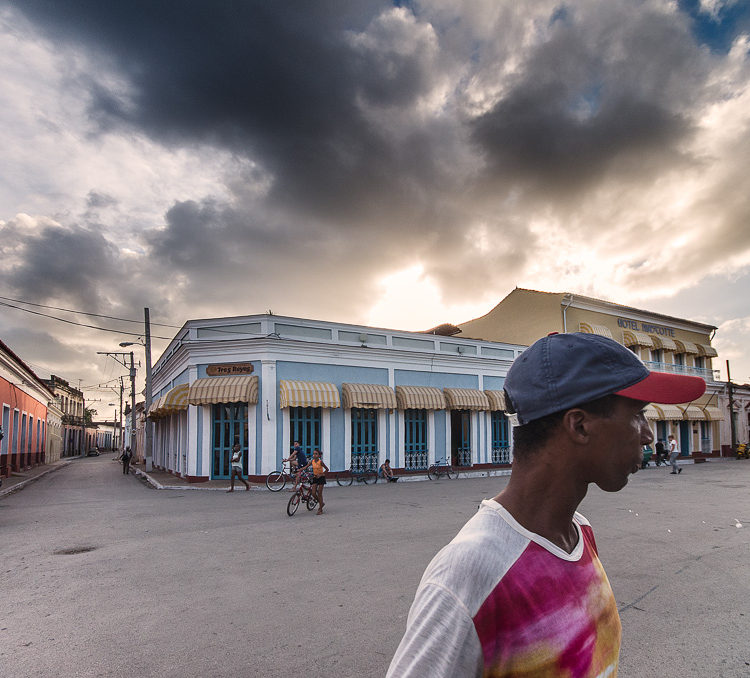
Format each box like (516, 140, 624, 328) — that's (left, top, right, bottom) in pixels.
(616, 371, 706, 404)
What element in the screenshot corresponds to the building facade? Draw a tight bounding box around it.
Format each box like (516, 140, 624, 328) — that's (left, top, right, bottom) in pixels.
(46, 400, 63, 464)
(147, 315, 524, 481)
(1, 339, 54, 478)
(457, 289, 724, 458)
(42, 375, 87, 457)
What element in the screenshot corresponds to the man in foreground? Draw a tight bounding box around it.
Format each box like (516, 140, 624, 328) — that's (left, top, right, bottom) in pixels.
(387, 332, 705, 677)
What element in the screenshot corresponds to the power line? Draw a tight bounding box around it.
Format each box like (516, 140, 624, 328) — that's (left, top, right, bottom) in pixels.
(0, 300, 172, 340)
(0, 294, 181, 328)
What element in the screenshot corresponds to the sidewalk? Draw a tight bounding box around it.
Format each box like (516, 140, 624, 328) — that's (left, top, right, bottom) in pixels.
(128, 456, 722, 491)
(0, 459, 73, 497)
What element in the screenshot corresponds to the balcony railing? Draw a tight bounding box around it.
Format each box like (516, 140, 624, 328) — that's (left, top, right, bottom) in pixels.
(643, 361, 720, 383)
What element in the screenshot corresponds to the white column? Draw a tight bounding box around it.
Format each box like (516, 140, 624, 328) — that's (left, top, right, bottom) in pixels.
(261, 360, 277, 475)
(187, 366, 199, 477)
(397, 410, 405, 468)
(201, 408, 211, 477)
(378, 409, 387, 467)
(248, 404, 257, 474)
(344, 409, 351, 471)
(444, 412, 451, 465)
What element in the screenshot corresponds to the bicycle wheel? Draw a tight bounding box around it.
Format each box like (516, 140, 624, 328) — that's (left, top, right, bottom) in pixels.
(363, 470, 377, 484)
(286, 492, 301, 516)
(266, 470, 287, 492)
(306, 493, 318, 511)
(446, 466, 457, 479)
(427, 465, 437, 480)
(336, 472, 353, 486)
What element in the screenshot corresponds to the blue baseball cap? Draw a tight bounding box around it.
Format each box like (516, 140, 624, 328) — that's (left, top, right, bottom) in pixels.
(504, 332, 706, 425)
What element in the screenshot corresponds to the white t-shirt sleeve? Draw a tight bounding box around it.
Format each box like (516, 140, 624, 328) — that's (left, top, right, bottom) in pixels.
(386, 582, 483, 678)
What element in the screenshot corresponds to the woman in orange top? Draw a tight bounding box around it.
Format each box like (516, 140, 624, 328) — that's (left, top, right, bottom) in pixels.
(306, 449, 329, 515)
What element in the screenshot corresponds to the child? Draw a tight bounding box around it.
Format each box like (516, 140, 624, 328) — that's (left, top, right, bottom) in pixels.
(301, 449, 329, 515)
(283, 441, 308, 492)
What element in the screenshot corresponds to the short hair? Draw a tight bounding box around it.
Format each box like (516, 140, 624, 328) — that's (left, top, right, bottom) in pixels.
(512, 394, 621, 463)
(384, 459, 390, 463)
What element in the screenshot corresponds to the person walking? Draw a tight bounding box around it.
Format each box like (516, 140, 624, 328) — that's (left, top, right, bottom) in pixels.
(668, 434, 682, 474)
(121, 447, 132, 475)
(387, 332, 705, 677)
(227, 443, 251, 491)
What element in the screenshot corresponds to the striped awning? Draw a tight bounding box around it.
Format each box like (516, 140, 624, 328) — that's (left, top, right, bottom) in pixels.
(673, 339, 699, 355)
(341, 383, 396, 409)
(484, 390, 507, 411)
(644, 405, 661, 420)
(622, 330, 654, 348)
(578, 322, 613, 339)
(278, 380, 340, 409)
(680, 405, 705, 421)
(160, 384, 190, 415)
(697, 344, 718, 358)
(652, 404, 684, 420)
(395, 385, 446, 410)
(443, 388, 490, 411)
(147, 396, 166, 419)
(703, 406, 724, 421)
(651, 335, 678, 351)
(188, 375, 259, 406)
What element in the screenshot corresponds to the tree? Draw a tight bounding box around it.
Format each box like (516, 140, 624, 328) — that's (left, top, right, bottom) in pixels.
(84, 408, 97, 426)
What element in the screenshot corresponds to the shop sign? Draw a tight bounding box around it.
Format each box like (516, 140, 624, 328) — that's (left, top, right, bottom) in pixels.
(206, 363, 254, 376)
(616, 318, 675, 337)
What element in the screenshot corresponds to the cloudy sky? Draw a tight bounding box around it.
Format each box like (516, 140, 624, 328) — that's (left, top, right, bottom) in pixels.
(1, 0, 750, 408)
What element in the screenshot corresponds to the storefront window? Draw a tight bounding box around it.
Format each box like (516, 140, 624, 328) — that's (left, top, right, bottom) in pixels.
(404, 409, 427, 470)
(491, 411, 510, 464)
(351, 408, 378, 471)
(289, 407, 321, 458)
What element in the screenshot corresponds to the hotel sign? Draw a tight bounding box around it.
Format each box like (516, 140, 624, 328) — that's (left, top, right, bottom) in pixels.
(617, 318, 675, 337)
(206, 363, 254, 376)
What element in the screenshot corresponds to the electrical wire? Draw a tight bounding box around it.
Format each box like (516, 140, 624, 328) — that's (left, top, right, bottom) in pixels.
(0, 300, 172, 340)
(0, 294, 181, 328)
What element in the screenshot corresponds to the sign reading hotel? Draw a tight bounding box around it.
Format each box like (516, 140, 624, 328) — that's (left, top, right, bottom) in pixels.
(617, 318, 675, 337)
(206, 363, 254, 376)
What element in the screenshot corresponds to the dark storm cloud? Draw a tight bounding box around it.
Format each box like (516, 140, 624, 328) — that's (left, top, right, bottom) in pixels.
(10, 0, 446, 224)
(0, 218, 123, 310)
(471, 5, 700, 197)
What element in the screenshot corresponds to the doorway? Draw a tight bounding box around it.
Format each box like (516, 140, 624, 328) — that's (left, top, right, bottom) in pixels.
(450, 410, 472, 467)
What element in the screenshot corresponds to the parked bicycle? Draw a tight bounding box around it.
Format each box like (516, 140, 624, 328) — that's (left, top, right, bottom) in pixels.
(336, 467, 378, 486)
(266, 461, 311, 491)
(427, 458, 457, 480)
(286, 480, 318, 516)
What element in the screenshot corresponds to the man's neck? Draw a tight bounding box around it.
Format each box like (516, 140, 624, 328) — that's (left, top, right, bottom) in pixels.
(493, 458, 588, 553)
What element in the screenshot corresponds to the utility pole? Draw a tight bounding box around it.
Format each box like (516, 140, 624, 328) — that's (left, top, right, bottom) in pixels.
(97, 351, 137, 459)
(727, 360, 737, 454)
(119, 376, 124, 452)
(144, 307, 153, 472)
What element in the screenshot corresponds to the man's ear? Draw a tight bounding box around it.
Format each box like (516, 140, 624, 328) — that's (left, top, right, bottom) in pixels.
(561, 408, 591, 445)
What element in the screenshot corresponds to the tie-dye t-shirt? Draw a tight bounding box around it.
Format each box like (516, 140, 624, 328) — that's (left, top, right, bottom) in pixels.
(387, 500, 621, 677)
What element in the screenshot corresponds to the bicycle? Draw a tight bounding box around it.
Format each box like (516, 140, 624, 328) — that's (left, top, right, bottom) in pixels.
(266, 460, 303, 491)
(286, 480, 318, 516)
(427, 458, 457, 480)
(335, 467, 378, 486)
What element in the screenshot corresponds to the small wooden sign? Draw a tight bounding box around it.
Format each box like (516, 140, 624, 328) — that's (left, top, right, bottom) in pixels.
(206, 363, 254, 376)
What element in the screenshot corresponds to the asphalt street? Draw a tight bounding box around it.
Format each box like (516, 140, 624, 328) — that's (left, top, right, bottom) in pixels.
(2, 455, 749, 677)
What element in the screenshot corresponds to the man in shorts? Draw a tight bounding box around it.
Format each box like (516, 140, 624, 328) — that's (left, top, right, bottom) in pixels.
(387, 332, 705, 677)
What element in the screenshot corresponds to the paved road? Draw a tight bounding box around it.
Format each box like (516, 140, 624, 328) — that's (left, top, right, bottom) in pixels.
(2, 456, 749, 677)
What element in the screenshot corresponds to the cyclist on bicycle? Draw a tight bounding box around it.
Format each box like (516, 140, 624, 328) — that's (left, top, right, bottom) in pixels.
(284, 441, 308, 492)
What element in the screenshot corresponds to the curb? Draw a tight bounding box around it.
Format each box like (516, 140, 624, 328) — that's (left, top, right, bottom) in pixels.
(0, 461, 73, 498)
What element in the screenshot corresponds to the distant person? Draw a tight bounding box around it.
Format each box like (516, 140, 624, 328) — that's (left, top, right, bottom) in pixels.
(668, 434, 682, 474)
(387, 332, 705, 677)
(121, 447, 132, 475)
(379, 459, 398, 482)
(227, 443, 251, 492)
(655, 440, 666, 465)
